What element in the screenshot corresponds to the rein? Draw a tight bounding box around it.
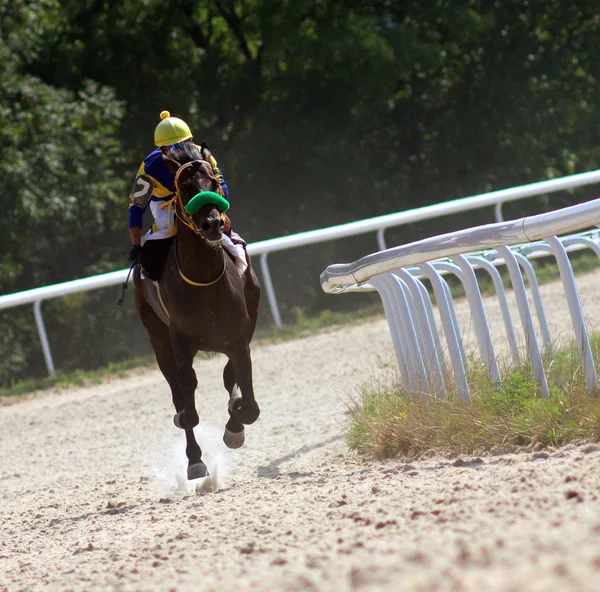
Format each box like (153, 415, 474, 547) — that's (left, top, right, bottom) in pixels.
(171, 161, 204, 234)
(170, 161, 227, 287)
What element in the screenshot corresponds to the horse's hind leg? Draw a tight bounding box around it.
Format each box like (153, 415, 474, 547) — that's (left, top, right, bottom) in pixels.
(222, 359, 245, 449)
(230, 343, 260, 426)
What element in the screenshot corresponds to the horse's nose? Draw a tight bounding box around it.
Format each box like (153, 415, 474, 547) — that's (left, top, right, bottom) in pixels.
(202, 215, 223, 233)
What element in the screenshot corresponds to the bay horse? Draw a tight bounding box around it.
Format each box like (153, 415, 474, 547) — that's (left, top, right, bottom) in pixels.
(133, 142, 260, 480)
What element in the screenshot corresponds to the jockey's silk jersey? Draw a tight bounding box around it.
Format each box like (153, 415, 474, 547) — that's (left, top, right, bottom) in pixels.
(128, 147, 229, 231)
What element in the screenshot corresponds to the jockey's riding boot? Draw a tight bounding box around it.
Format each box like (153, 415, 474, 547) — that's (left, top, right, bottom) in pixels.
(141, 237, 174, 281)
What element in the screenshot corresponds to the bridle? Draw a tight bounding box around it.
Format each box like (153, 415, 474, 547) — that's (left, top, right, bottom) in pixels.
(168, 160, 227, 287)
(172, 161, 207, 234)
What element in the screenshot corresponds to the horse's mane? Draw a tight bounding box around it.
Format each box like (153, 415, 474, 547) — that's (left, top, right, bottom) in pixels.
(168, 141, 203, 165)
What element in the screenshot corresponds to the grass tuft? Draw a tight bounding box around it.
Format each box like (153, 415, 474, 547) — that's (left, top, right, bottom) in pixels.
(347, 335, 600, 459)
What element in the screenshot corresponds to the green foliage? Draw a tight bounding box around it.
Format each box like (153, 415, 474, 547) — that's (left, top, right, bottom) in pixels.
(0, 0, 130, 383)
(0, 0, 126, 286)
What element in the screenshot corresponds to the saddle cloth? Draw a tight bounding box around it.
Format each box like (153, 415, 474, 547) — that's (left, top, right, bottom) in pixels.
(140, 277, 171, 326)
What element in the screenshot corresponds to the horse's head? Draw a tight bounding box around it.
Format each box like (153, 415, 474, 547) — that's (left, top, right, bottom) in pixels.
(163, 142, 226, 243)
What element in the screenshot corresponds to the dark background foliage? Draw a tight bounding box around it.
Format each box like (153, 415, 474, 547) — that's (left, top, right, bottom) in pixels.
(1, 0, 599, 384)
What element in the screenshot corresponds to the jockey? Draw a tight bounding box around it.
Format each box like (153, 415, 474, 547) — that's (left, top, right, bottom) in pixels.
(128, 110, 247, 280)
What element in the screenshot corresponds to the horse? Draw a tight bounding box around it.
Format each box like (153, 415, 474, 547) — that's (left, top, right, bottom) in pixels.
(133, 142, 260, 480)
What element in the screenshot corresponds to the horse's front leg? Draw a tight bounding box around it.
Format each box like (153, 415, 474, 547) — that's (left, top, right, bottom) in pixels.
(230, 343, 260, 426)
(171, 331, 199, 429)
(171, 331, 208, 479)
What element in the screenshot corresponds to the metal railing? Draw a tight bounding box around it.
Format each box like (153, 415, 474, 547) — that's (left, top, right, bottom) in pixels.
(2, 168, 600, 377)
(320, 198, 600, 399)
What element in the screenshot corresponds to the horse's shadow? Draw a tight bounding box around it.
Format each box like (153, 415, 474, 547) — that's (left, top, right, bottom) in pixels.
(256, 434, 343, 478)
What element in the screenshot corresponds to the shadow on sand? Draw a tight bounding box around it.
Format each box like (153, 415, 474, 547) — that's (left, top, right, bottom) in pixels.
(256, 434, 343, 478)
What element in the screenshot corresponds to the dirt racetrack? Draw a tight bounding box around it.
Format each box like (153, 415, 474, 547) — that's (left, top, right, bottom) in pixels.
(2, 270, 600, 592)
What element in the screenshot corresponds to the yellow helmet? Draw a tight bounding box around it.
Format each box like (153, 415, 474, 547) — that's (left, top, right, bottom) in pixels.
(154, 110, 193, 147)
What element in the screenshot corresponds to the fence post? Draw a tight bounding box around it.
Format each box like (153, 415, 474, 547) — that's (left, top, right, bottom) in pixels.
(259, 253, 282, 328)
(465, 256, 520, 364)
(513, 253, 552, 350)
(419, 262, 470, 401)
(546, 236, 599, 396)
(395, 270, 445, 396)
(33, 300, 55, 376)
(496, 246, 549, 397)
(369, 275, 412, 387)
(451, 254, 501, 385)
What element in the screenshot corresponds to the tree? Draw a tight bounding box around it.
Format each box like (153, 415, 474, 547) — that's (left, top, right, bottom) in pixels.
(0, 0, 129, 383)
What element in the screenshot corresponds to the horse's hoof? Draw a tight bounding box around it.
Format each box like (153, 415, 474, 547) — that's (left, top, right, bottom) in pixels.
(223, 427, 245, 449)
(173, 410, 199, 430)
(187, 462, 209, 480)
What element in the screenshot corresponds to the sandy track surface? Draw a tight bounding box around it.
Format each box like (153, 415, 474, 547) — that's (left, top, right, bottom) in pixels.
(2, 270, 600, 591)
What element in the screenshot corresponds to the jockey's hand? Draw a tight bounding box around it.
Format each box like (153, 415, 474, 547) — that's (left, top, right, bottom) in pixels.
(128, 244, 143, 265)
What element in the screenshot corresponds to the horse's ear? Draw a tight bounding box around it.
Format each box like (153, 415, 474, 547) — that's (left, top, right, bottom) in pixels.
(200, 141, 212, 162)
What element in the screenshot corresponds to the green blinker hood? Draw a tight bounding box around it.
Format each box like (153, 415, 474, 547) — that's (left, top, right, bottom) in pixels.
(184, 191, 230, 215)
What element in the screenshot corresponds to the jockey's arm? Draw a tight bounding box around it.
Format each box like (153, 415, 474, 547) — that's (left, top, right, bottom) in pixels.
(128, 160, 157, 245)
(129, 225, 142, 246)
(208, 153, 229, 200)
(128, 201, 146, 246)
(219, 172, 229, 200)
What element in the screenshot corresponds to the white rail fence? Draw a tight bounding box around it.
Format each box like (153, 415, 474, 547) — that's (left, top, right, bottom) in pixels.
(320, 198, 600, 400)
(2, 169, 600, 377)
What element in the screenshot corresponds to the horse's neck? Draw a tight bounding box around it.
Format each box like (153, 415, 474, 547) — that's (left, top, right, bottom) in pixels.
(176, 229, 224, 282)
